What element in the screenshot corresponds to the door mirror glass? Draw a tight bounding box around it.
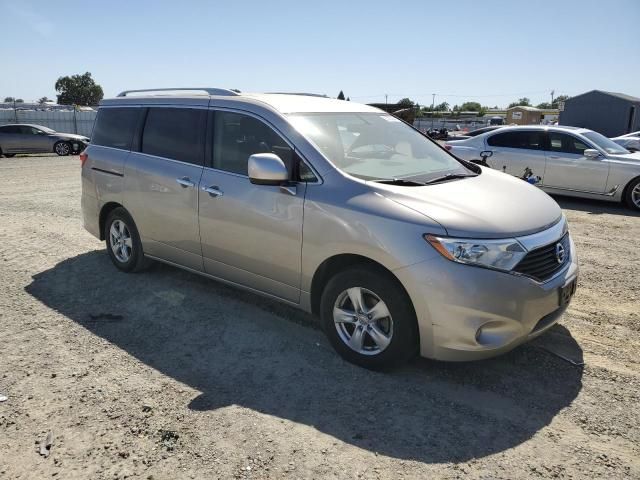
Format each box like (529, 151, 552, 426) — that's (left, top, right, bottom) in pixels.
(248, 153, 289, 185)
(583, 149, 600, 158)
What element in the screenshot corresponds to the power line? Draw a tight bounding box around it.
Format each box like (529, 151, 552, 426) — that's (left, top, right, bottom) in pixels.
(351, 90, 562, 100)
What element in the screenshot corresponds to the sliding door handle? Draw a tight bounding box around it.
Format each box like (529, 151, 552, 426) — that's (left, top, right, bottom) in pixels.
(202, 185, 224, 197)
(176, 177, 195, 188)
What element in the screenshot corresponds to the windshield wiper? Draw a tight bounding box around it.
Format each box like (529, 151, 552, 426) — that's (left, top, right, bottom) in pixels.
(373, 178, 425, 186)
(423, 173, 478, 185)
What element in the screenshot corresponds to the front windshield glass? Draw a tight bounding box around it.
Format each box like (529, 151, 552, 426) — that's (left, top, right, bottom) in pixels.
(288, 113, 471, 181)
(582, 131, 629, 155)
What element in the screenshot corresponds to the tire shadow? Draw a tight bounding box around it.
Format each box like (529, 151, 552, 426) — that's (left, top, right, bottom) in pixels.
(26, 251, 583, 463)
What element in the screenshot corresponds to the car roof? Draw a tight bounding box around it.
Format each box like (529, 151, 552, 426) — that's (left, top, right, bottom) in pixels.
(478, 125, 591, 135)
(101, 90, 383, 115)
(0, 123, 49, 129)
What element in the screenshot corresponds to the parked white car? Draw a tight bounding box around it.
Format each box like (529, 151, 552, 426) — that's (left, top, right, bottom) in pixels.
(611, 131, 640, 152)
(446, 125, 640, 211)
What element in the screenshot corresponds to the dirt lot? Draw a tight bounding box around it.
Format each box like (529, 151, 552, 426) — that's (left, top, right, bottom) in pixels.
(1, 154, 639, 479)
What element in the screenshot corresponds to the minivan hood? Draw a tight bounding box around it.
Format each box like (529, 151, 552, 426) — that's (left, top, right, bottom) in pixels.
(370, 168, 562, 238)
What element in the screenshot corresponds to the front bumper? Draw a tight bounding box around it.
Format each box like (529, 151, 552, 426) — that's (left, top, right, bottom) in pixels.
(394, 234, 578, 361)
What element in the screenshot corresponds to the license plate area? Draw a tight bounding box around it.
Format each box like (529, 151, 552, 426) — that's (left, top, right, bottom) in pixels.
(559, 278, 577, 306)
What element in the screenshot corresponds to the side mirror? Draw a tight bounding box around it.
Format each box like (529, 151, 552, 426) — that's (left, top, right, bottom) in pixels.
(480, 150, 493, 158)
(248, 153, 289, 185)
(584, 149, 600, 159)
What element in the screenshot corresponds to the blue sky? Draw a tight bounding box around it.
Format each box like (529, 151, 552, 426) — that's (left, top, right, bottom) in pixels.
(1, 0, 639, 107)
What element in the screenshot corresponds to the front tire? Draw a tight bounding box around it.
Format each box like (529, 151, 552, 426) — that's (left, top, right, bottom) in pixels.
(105, 208, 149, 272)
(4, 153, 15, 158)
(54, 141, 71, 156)
(624, 177, 640, 211)
(320, 266, 418, 370)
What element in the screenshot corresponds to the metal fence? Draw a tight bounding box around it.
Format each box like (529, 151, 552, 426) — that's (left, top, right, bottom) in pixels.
(0, 105, 97, 137)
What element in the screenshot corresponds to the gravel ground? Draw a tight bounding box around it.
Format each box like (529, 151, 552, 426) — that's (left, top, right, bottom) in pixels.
(0, 155, 639, 479)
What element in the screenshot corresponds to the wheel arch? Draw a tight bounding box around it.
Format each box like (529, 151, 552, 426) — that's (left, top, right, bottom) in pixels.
(621, 174, 640, 205)
(309, 253, 413, 317)
(99, 202, 125, 240)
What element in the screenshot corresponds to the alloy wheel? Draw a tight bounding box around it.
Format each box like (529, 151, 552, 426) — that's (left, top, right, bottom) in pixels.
(632, 183, 640, 208)
(109, 220, 133, 263)
(55, 142, 70, 155)
(333, 287, 393, 355)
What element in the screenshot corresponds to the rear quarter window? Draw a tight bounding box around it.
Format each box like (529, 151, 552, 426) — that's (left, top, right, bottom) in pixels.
(92, 108, 141, 150)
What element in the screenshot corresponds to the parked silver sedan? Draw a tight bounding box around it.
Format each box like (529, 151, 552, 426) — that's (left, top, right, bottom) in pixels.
(611, 131, 640, 152)
(446, 125, 640, 211)
(0, 123, 90, 157)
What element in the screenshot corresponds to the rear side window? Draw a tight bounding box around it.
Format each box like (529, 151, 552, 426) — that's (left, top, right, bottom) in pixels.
(141, 108, 205, 165)
(488, 131, 545, 150)
(0, 125, 20, 133)
(92, 108, 140, 150)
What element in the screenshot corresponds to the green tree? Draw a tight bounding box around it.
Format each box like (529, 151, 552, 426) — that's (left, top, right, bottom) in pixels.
(536, 102, 552, 109)
(15, 99, 24, 103)
(3, 97, 14, 102)
(459, 101, 482, 111)
(55, 72, 104, 105)
(397, 97, 414, 107)
(38, 96, 52, 104)
(508, 97, 531, 108)
(434, 101, 449, 111)
(337, 90, 345, 100)
(552, 94, 570, 108)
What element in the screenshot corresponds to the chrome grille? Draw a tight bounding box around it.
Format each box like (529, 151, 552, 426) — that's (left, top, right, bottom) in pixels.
(514, 234, 570, 282)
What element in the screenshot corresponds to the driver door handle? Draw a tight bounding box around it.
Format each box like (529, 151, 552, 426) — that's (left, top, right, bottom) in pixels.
(202, 185, 224, 197)
(176, 177, 195, 188)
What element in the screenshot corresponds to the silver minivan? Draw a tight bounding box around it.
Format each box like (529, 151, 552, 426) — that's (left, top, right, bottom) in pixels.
(81, 88, 578, 369)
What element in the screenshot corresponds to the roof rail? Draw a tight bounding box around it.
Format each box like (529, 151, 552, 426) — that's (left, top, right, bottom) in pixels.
(116, 88, 241, 97)
(265, 92, 328, 98)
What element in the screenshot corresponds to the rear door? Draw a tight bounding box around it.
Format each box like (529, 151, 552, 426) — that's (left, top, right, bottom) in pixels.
(543, 132, 609, 193)
(124, 106, 207, 271)
(198, 110, 308, 302)
(486, 130, 547, 181)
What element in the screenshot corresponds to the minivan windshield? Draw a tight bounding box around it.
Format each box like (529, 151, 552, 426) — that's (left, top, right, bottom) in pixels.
(288, 113, 472, 182)
(582, 131, 630, 155)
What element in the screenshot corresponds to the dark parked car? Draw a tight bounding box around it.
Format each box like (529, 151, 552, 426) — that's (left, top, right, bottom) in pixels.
(0, 124, 89, 157)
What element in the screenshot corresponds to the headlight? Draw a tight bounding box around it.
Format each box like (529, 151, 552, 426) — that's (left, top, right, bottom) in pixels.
(425, 234, 527, 271)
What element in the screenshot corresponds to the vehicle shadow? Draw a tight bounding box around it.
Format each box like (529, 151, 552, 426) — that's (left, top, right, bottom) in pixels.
(555, 195, 640, 217)
(26, 251, 584, 463)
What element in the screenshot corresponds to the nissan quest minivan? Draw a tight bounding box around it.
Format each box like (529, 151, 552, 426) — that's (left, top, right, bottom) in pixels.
(81, 88, 578, 369)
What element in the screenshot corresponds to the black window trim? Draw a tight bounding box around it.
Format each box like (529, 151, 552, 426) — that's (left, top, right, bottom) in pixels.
(206, 106, 322, 184)
(137, 105, 207, 167)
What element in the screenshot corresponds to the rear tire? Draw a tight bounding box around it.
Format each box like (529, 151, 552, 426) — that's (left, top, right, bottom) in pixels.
(54, 141, 71, 156)
(320, 265, 418, 370)
(624, 177, 640, 211)
(105, 208, 150, 273)
(4, 153, 15, 158)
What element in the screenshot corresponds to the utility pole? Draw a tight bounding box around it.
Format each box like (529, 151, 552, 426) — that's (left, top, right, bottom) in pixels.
(550, 90, 555, 107)
(385, 94, 388, 106)
(431, 93, 436, 129)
